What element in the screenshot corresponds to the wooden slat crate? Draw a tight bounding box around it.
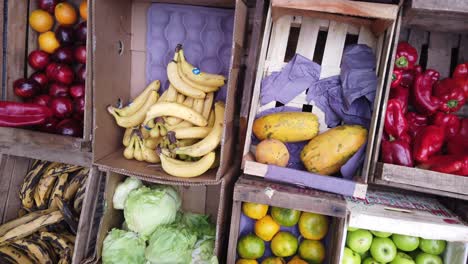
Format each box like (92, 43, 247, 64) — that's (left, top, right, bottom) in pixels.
(227, 175, 347, 263)
(0, 0, 93, 167)
(370, 6, 468, 200)
(242, 0, 399, 198)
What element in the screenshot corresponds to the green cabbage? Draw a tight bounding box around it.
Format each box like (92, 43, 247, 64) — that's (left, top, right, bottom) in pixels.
(102, 229, 146, 264)
(181, 212, 216, 239)
(190, 238, 219, 264)
(145, 224, 197, 264)
(124, 186, 181, 238)
(113, 177, 142, 210)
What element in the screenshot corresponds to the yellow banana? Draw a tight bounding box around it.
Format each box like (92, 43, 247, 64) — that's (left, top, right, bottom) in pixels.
(177, 58, 220, 93)
(11, 239, 53, 264)
(122, 128, 133, 147)
(166, 120, 193, 131)
(134, 136, 144, 161)
(158, 89, 168, 102)
(144, 102, 207, 127)
(0, 245, 34, 264)
(208, 110, 215, 127)
(160, 152, 215, 178)
(178, 47, 226, 87)
(123, 135, 136, 159)
(167, 57, 206, 99)
(140, 126, 150, 139)
(202, 92, 214, 119)
(49, 173, 69, 209)
(34, 173, 58, 210)
(140, 141, 160, 163)
(165, 96, 194, 126)
(0, 211, 63, 243)
(165, 85, 178, 102)
(176, 93, 185, 103)
(146, 118, 156, 128)
(108, 90, 159, 128)
(175, 102, 224, 157)
(193, 99, 204, 113)
(114, 80, 160, 116)
(20, 160, 50, 211)
(145, 137, 162, 150)
(172, 127, 211, 139)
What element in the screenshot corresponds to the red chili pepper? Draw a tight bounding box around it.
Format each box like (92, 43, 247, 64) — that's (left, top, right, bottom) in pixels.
(381, 133, 413, 167)
(0, 101, 52, 127)
(400, 65, 423, 88)
(405, 112, 429, 138)
(395, 42, 418, 70)
(431, 112, 460, 138)
(413, 125, 445, 162)
(389, 85, 409, 113)
(384, 99, 408, 138)
(453, 62, 468, 97)
(412, 69, 441, 116)
(433, 78, 466, 113)
(419, 155, 468, 176)
(391, 69, 403, 88)
(447, 118, 468, 155)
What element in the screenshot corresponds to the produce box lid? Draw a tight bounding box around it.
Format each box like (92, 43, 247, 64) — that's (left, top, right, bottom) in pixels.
(346, 190, 468, 242)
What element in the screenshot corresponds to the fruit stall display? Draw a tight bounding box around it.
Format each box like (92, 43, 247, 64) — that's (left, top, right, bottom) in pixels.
(227, 176, 347, 263)
(0, 155, 92, 263)
(241, 0, 399, 198)
(370, 10, 468, 199)
(1, 0, 91, 164)
(92, 0, 247, 183)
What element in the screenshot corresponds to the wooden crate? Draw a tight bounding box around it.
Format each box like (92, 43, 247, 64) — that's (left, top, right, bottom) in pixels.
(0, 154, 95, 264)
(242, 0, 399, 198)
(227, 175, 347, 263)
(370, 5, 468, 200)
(1, 0, 93, 167)
(339, 189, 468, 263)
(83, 166, 237, 263)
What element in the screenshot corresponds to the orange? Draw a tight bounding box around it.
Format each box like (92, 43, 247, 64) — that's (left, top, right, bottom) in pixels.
(271, 207, 301, 227)
(298, 212, 329, 240)
(242, 202, 269, 220)
(236, 260, 258, 264)
(298, 239, 325, 264)
(271, 231, 298, 257)
(55, 2, 77, 26)
(255, 215, 280, 241)
(287, 256, 308, 264)
(237, 234, 265, 260)
(38, 31, 60, 54)
(29, 9, 54, 33)
(261, 257, 285, 264)
(79, 0, 88, 20)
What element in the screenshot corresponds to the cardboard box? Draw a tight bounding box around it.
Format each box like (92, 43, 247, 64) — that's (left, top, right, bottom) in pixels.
(0, 0, 93, 167)
(85, 167, 236, 263)
(340, 189, 468, 263)
(242, 0, 400, 198)
(370, 5, 468, 200)
(0, 154, 94, 264)
(227, 175, 347, 263)
(92, 0, 247, 183)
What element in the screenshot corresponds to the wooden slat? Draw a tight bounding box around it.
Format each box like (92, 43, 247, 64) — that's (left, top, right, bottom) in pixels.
(226, 201, 242, 262)
(357, 26, 376, 52)
(407, 28, 428, 64)
(458, 34, 468, 64)
(2, 156, 30, 223)
(295, 17, 320, 60)
(0, 155, 15, 222)
(426, 32, 457, 78)
(291, 16, 359, 35)
(266, 15, 292, 67)
(320, 21, 348, 78)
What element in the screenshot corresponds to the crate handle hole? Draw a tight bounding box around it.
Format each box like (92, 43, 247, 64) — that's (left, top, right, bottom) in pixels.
(117, 40, 124, 56)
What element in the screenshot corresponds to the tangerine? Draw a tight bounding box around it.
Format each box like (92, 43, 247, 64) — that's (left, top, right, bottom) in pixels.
(298, 239, 326, 264)
(237, 259, 259, 264)
(38, 31, 60, 54)
(29, 9, 54, 33)
(79, 0, 87, 20)
(287, 256, 308, 264)
(261, 257, 286, 264)
(255, 215, 280, 241)
(237, 234, 265, 260)
(298, 212, 329, 240)
(271, 231, 298, 257)
(271, 207, 301, 227)
(55, 2, 77, 26)
(242, 202, 269, 220)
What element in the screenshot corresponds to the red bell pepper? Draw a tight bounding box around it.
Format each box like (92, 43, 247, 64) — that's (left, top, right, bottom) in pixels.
(395, 42, 418, 70)
(447, 118, 468, 155)
(459, 118, 468, 137)
(405, 112, 428, 138)
(453, 62, 468, 97)
(0, 101, 52, 127)
(381, 133, 413, 167)
(412, 69, 441, 116)
(419, 155, 468, 176)
(433, 78, 466, 113)
(391, 69, 403, 88)
(400, 65, 423, 88)
(389, 85, 409, 113)
(413, 125, 445, 162)
(384, 99, 408, 138)
(431, 112, 460, 138)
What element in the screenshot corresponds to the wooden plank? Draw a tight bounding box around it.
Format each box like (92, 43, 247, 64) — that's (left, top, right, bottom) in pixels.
(0, 0, 3, 99)
(426, 32, 457, 78)
(407, 28, 428, 64)
(292, 16, 359, 35)
(410, 0, 468, 14)
(0, 155, 15, 222)
(295, 17, 320, 60)
(3, 156, 30, 223)
(357, 26, 376, 52)
(226, 201, 242, 263)
(458, 34, 468, 65)
(320, 21, 348, 78)
(266, 15, 292, 69)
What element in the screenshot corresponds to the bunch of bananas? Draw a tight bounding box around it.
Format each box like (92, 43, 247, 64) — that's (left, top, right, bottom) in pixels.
(108, 45, 226, 178)
(0, 160, 89, 263)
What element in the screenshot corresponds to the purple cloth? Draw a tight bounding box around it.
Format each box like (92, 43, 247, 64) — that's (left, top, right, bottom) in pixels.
(260, 54, 321, 105)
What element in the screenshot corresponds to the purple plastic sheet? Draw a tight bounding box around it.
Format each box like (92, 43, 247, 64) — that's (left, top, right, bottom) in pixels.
(146, 3, 234, 101)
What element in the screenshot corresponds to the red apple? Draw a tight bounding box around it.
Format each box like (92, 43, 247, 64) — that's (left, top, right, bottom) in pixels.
(30, 71, 49, 91)
(28, 50, 50, 70)
(73, 97, 85, 120)
(49, 82, 69, 97)
(69, 84, 85, 98)
(55, 64, 75, 85)
(50, 97, 73, 118)
(56, 118, 83, 137)
(13, 78, 40, 98)
(75, 22, 87, 43)
(76, 65, 86, 83)
(46, 62, 60, 80)
(37, 0, 63, 13)
(74, 45, 86, 64)
(38, 117, 59, 133)
(52, 47, 75, 64)
(55, 26, 75, 46)
(31, 94, 51, 107)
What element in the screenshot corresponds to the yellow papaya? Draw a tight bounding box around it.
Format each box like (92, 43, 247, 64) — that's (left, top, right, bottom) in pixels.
(300, 125, 367, 175)
(253, 112, 319, 142)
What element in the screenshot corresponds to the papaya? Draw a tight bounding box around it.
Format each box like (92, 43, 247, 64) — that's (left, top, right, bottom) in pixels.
(253, 112, 319, 142)
(255, 139, 290, 167)
(300, 125, 367, 175)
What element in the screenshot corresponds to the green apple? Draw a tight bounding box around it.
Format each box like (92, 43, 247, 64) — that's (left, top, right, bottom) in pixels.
(392, 234, 420, 252)
(359, 250, 369, 260)
(342, 247, 361, 264)
(348, 227, 359, 232)
(415, 252, 443, 264)
(371, 230, 392, 238)
(390, 252, 416, 264)
(363, 257, 382, 264)
(407, 250, 421, 259)
(370, 237, 397, 263)
(419, 239, 446, 255)
(346, 229, 373, 253)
